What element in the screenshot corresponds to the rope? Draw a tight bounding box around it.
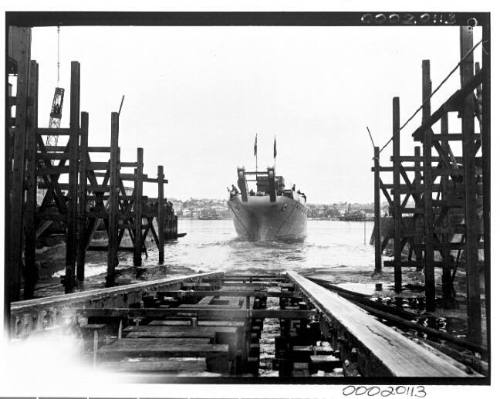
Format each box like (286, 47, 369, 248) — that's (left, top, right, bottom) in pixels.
(379, 39, 484, 154)
(365, 126, 376, 149)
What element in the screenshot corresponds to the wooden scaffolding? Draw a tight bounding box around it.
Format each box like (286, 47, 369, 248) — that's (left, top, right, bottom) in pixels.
(371, 26, 489, 343)
(6, 27, 177, 314)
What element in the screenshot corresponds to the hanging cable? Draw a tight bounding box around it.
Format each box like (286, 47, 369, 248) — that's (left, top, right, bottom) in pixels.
(365, 126, 376, 150)
(379, 38, 484, 154)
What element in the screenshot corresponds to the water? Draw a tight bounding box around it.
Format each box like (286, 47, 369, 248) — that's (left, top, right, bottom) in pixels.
(147, 219, 373, 274)
(67, 219, 375, 279)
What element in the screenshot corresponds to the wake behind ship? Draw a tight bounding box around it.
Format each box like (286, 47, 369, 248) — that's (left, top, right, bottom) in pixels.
(227, 166, 307, 241)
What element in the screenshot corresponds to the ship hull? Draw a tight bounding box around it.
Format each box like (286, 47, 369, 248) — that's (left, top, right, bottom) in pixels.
(227, 195, 307, 241)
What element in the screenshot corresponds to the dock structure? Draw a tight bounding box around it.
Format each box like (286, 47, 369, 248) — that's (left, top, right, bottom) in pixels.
(4, 14, 490, 381)
(371, 26, 489, 343)
(9, 271, 480, 379)
(5, 26, 178, 313)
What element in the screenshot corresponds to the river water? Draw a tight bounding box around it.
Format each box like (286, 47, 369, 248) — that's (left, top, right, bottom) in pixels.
(170, 219, 375, 273)
(75, 219, 376, 278)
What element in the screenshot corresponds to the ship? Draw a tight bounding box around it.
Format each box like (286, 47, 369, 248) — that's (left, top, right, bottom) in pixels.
(227, 166, 307, 241)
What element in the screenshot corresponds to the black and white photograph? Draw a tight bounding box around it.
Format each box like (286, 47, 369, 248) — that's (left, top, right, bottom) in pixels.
(0, 2, 495, 398)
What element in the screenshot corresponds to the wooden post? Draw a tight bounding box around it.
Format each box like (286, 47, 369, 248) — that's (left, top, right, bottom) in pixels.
(77, 112, 89, 283)
(133, 148, 144, 266)
(481, 20, 490, 347)
(414, 146, 423, 271)
(158, 165, 165, 265)
(106, 113, 120, 287)
(6, 27, 31, 317)
(460, 26, 481, 341)
(422, 59, 436, 311)
(392, 97, 402, 293)
(440, 114, 453, 304)
(24, 61, 39, 299)
(65, 61, 80, 293)
(373, 146, 381, 273)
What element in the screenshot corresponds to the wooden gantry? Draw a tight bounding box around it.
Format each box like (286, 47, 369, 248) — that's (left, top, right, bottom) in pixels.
(372, 26, 489, 343)
(5, 27, 177, 314)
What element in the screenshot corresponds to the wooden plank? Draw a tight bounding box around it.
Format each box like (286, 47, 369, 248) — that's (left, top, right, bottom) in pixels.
(79, 308, 315, 320)
(87, 161, 110, 169)
(98, 339, 227, 357)
(88, 146, 111, 152)
(119, 161, 138, 168)
(287, 271, 473, 377)
(158, 290, 276, 298)
(124, 325, 237, 339)
(431, 133, 481, 141)
(37, 127, 71, 135)
(36, 153, 70, 160)
(198, 320, 246, 328)
(37, 166, 70, 175)
(133, 148, 144, 266)
(11, 271, 223, 313)
(144, 177, 168, 183)
(99, 358, 207, 373)
(149, 320, 192, 326)
(222, 274, 284, 279)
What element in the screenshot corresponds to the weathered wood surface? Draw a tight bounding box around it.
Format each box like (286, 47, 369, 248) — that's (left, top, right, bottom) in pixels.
(287, 271, 475, 377)
(79, 307, 314, 320)
(159, 290, 289, 298)
(197, 320, 246, 328)
(99, 358, 208, 373)
(10, 272, 222, 319)
(123, 325, 238, 339)
(98, 338, 228, 357)
(149, 320, 192, 326)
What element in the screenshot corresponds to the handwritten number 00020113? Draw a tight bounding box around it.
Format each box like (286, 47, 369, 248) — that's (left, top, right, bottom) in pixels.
(342, 386, 427, 398)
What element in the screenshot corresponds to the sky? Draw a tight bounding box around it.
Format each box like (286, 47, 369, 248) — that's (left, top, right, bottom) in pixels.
(30, 24, 482, 203)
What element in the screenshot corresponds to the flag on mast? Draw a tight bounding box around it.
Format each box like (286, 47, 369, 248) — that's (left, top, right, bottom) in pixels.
(254, 133, 258, 156)
(273, 136, 277, 159)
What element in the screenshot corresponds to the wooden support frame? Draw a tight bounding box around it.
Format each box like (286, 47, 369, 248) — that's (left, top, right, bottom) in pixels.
(460, 26, 481, 342)
(5, 47, 176, 298)
(373, 28, 486, 344)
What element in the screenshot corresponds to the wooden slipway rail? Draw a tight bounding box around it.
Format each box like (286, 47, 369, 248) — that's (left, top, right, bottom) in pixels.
(10, 271, 223, 336)
(9, 271, 477, 378)
(287, 271, 473, 377)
